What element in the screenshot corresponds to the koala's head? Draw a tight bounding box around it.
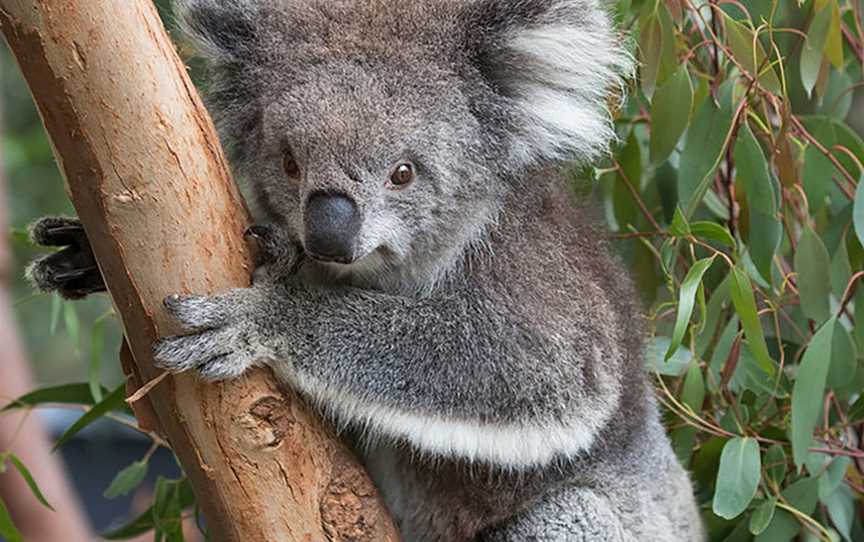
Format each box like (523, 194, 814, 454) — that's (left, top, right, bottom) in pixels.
(176, 0, 630, 288)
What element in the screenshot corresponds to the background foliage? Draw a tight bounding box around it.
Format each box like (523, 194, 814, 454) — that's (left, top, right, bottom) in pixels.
(1, 0, 864, 541)
(608, 0, 864, 540)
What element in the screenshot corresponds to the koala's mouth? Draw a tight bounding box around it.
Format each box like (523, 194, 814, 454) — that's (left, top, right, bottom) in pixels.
(306, 246, 384, 273)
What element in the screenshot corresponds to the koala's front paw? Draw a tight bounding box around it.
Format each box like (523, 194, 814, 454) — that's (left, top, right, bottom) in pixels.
(26, 216, 106, 300)
(244, 224, 305, 284)
(153, 290, 267, 381)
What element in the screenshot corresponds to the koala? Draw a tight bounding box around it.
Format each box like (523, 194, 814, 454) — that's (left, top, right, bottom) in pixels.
(27, 1, 704, 540)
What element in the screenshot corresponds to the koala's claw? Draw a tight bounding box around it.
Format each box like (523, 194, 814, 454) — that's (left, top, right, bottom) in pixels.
(26, 216, 106, 300)
(155, 291, 260, 381)
(244, 223, 305, 282)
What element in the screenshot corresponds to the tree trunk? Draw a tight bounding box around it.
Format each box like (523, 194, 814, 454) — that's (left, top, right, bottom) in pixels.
(0, 2, 399, 541)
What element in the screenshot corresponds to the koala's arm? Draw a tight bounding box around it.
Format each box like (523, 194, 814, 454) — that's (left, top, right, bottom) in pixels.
(154, 259, 619, 467)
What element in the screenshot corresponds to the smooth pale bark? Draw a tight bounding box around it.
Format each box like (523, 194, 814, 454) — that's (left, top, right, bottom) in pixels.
(0, 2, 398, 541)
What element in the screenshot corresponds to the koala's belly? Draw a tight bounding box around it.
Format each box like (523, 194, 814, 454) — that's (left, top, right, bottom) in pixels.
(359, 443, 530, 542)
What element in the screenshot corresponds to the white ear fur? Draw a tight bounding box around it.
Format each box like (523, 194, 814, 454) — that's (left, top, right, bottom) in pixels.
(500, 11, 633, 167)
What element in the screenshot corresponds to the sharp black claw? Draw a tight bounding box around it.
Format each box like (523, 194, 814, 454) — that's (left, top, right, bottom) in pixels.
(244, 225, 274, 244)
(54, 266, 99, 282)
(46, 225, 85, 236)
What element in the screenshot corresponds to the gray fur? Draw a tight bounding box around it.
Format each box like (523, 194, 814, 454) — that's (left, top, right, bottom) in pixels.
(33, 1, 703, 539)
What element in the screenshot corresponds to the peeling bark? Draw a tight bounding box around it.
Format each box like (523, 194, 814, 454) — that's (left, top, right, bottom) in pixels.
(0, 2, 398, 540)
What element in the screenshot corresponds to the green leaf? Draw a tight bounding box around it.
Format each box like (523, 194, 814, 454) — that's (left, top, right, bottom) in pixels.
(2, 382, 109, 412)
(681, 361, 706, 411)
(791, 317, 837, 469)
(735, 123, 781, 282)
(648, 337, 692, 376)
(696, 275, 731, 358)
(101, 509, 156, 540)
(729, 267, 775, 375)
(823, 0, 844, 69)
(713, 437, 762, 519)
(827, 326, 857, 394)
(801, 2, 834, 97)
(5, 454, 54, 510)
(0, 498, 23, 542)
(679, 81, 735, 216)
(822, 485, 855, 542)
(104, 460, 149, 499)
(765, 444, 787, 487)
(639, 12, 664, 98)
(722, 13, 781, 94)
(90, 319, 105, 403)
(830, 238, 852, 300)
(63, 301, 80, 351)
(795, 226, 832, 324)
(611, 130, 642, 228)
(667, 256, 716, 359)
(755, 478, 820, 541)
(670, 207, 691, 237)
(50, 293, 61, 334)
(818, 456, 851, 500)
(854, 178, 864, 248)
(850, 394, 864, 424)
(101, 478, 195, 540)
(650, 65, 693, 164)
(821, 69, 854, 120)
(855, 290, 864, 353)
(803, 117, 864, 192)
(690, 222, 736, 248)
(750, 497, 777, 536)
(53, 383, 127, 450)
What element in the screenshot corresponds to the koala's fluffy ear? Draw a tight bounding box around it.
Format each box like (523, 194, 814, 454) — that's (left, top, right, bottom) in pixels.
(173, 0, 259, 62)
(173, 0, 262, 167)
(466, 0, 633, 168)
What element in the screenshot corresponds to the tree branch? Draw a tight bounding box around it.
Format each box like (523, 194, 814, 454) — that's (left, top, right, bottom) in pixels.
(0, 2, 398, 540)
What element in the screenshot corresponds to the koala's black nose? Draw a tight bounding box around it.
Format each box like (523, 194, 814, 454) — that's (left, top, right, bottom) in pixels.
(304, 192, 361, 262)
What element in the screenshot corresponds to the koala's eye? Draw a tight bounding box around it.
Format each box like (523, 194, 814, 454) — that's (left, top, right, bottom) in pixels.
(390, 163, 415, 187)
(283, 149, 300, 179)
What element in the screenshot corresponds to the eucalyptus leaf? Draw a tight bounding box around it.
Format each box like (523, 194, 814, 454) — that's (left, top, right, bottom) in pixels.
(0, 498, 22, 542)
(53, 383, 127, 451)
(713, 437, 762, 519)
(650, 66, 693, 164)
(666, 256, 716, 360)
(2, 382, 109, 412)
(104, 460, 149, 499)
(735, 123, 781, 283)
(5, 454, 54, 511)
(729, 267, 775, 375)
(794, 226, 832, 325)
(750, 497, 777, 536)
(791, 317, 837, 469)
(679, 81, 735, 216)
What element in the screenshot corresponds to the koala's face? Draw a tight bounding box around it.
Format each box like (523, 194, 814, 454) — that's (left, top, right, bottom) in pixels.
(178, 0, 630, 286)
(253, 50, 500, 277)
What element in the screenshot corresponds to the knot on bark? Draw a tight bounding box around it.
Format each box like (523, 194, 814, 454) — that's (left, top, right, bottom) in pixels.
(248, 395, 294, 449)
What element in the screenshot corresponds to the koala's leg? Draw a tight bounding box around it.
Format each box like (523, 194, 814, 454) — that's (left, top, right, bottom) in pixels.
(476, 487, 629, 542)
(26, 217, 106, 300)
